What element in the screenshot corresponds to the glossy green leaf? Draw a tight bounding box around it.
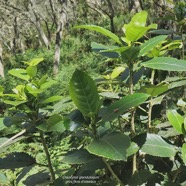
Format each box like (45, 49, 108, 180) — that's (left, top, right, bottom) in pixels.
(110, 67, 125, 79)
(26, 84, 43, 97)
(4, 100, 27, 106)
(169, 80, 186, 89)
(139, 35, 167, 56)
(128, 11, 148, 27)
(75, 25, 122, 45)
(123, 11, 157, 42)
(87, 132, 130, 161)
(167, 110, 184, 134)
(42, 96, 62, 104)
(26, 66, 37, 78)
(69, 69, 100, 117)
(0, 152, 35, 169)
(141, 133, 177, 157)
(126, 142, 139, 157)
(182, 143, 186, 164)
(124, 25, 150, 42)
(139, 84, 168, 97)
(62, 149, 96, 164)
(8, 69, 30, 81)
(102, 93, 149, 122)
(46, 114, 66, 132)
(142, 57, 186, 71)
(40, 79, 57, 89)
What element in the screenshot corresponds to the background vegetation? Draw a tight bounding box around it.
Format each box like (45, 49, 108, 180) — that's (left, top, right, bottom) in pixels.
(0, 0, 186, 185)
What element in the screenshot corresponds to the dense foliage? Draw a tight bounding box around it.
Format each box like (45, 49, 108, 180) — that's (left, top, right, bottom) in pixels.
(0, 1, 186, 186)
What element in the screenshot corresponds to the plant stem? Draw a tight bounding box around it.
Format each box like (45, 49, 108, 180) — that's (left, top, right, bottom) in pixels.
(129, 67, 137, 174)
(148, 70, 155, 131)
(102, 158, 124, 186)
(39, 130, 55, 183)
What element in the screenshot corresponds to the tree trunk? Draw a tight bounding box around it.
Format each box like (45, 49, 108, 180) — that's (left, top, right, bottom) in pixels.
(53, 0, 67, 76)
(29, 0, 50, 49)
(0, 43, 4, 78)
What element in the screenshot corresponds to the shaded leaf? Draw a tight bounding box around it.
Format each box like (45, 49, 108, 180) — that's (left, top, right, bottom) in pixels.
(87, 132, 130, 161)
(0, 152, 35, 169)
(128, 170, 151, 186)
(141, 133, 177, 157)
(23, 170, 50, 186)
(91, 42, 119, 58)
(102, 93, 149, 122)
(149, 29, 174, 35)
(62, 149, 96, 164)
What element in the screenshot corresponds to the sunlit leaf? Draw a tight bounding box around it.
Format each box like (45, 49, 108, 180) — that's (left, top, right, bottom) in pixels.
(42, 96, 62, 104)
(110, 67, 125, 79)
(182, 143, 186, 164)
(139, 35, 167, 56)
(9, 69, 30, 81)
(142, 57, 186, 71)
(141, 133, 177, 157)
(75, 25, 122, 45)
(167, 110, 184, 134)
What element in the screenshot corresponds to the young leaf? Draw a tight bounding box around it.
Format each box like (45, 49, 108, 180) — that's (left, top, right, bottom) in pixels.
(29, 58, 44, 66)
(141, 133, 177, 157)
(139, 84, 169, 97)
(167, 110, 184, 134)
(142, 57, 186, 71)
(87, 132, 130, 161)
(69, 69, 100, 117)
(75, 25, 122, 45)
(26, 66, 37, 78)
(110, 67, 125, 79)
(102, 93, 149, 122)
(139, 35, 167, 56)
(42, 96, 62, 104)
